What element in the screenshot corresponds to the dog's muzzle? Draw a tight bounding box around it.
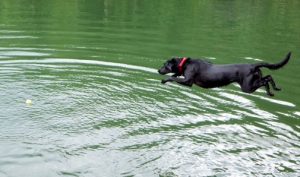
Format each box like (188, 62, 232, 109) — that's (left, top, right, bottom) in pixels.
(158, 68, 167, 75)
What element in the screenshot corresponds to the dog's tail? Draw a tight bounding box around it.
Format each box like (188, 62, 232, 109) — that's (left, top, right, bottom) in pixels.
(254, 52, 292, 70)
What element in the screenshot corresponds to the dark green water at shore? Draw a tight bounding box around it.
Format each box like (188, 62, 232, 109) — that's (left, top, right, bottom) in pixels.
(0, 1, 299, 176)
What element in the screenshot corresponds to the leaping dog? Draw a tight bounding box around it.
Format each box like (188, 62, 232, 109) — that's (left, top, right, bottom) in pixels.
(158, 52, 291, 96)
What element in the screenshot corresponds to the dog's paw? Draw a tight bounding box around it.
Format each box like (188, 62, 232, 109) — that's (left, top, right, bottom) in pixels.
(161, 79, 167, 84)
(267, 92, 275, 97)
(274, 87, 281, 91)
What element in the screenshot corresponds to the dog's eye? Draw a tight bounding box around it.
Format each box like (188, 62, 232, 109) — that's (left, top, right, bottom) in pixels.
(167, 63, 173, 70)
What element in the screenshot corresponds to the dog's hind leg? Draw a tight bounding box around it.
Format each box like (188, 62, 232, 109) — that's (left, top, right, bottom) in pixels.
(253, 78, 275, 96)
(240, 75, 275, 96)
(264, 81, 274, 96)
(263, 75, 281, 91)
(240, 73, 262, 94)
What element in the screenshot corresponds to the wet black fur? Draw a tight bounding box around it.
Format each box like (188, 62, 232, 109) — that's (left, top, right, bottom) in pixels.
(158, 52, 291, 96)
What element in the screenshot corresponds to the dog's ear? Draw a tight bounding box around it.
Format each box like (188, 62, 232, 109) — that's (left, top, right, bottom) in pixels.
(163, 58, 174, 71)
(170, 58, 176, 63)
(166, 58, 175, 64)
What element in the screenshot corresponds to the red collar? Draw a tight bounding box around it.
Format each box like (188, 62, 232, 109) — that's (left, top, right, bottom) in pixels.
(178, 57, 188, 74)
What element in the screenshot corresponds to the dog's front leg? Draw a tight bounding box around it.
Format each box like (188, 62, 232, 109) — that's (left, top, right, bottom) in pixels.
(172, 73, 179, 77)
(174, 77, 193, 87)
(161, 77, 174, 84)
(162, 77, 193, 87)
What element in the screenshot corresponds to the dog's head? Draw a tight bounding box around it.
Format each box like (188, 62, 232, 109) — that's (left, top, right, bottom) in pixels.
(158, 58, 178, 75)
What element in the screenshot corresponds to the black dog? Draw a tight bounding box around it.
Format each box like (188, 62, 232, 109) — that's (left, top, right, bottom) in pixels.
(158, 52, 291, 96)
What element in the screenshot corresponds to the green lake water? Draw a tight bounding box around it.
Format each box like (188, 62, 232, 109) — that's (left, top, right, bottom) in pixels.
(0, 0, 300, 176)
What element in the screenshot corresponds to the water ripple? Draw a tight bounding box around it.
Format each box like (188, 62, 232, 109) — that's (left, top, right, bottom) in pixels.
(0, 59, 299, 176)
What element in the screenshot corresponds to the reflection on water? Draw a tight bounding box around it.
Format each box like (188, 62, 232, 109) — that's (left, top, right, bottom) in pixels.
(0, 0, 300, 176)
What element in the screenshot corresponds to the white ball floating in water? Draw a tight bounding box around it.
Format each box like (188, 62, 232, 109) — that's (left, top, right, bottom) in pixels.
(26, 99, 32, 105)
